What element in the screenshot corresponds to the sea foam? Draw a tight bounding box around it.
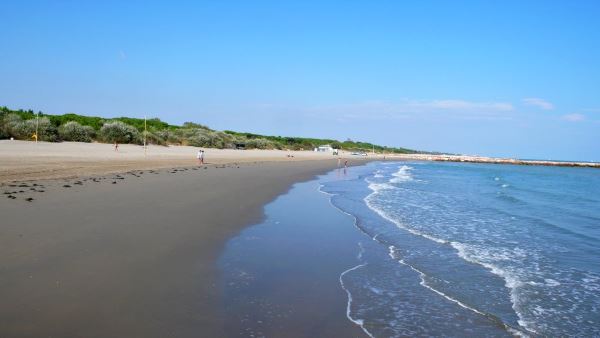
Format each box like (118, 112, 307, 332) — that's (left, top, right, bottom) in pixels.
(390, 165, 413, 183)
(325, 161, 600, 336)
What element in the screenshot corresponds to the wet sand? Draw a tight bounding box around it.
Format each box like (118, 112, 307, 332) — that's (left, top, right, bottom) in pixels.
(0, 160, 366, 337)
(219, 176, 368, 337)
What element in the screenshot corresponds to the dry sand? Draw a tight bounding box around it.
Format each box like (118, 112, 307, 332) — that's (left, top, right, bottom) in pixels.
(0, 140, 359, 183)
(0, 144, 368, 337)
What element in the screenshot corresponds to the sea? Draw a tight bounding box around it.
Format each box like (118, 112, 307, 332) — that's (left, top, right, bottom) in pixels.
(220, 161, 600, 337)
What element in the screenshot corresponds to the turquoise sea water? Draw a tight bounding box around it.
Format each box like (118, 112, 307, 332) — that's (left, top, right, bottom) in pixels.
(324, 161, 600, 337)
(221, 162, 600, 337)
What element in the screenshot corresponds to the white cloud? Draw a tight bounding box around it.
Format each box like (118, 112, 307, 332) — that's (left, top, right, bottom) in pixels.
(303, 99, 514, 121)
(522, 98, 554, 110)
(561, 113, 585, 122)
(244, 99, 516, 124)
(407, 99, 514, 112)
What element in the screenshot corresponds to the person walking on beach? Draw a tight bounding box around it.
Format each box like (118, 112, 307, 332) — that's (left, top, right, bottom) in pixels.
(197, 149, 204, 165)
(114, 141, 119, 152)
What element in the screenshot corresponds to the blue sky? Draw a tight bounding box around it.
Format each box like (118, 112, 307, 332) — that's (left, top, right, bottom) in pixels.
(1, 1, 599, 161)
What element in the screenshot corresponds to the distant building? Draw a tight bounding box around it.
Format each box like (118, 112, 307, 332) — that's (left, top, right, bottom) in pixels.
(315, 144, 336, 153)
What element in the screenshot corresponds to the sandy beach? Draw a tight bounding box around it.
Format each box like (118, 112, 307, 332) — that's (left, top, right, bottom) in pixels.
(0, 141, 369, 337)
(0, 140, 355, 183)
(3, 140, 593, 185)
(6, 140, 594, 336)
(3, 2, 597, 335)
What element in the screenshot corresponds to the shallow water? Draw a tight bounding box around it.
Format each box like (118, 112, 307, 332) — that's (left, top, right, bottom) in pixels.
(218, 176, 365, 337)
(220, 162, 600, 337)
(322, 161, 600, 337)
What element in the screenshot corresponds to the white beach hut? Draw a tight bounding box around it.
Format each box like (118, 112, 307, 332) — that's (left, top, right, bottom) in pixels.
(315, 144, 334, 153)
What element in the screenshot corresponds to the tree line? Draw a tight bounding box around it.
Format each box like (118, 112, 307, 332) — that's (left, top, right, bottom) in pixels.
(0, 106, 419, 153)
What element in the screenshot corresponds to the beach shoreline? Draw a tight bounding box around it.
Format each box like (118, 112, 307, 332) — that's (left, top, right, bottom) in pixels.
(0, 157, 368, 337)
(387, 153, 600, 168)
(1, 140, 597, 184)
(2, 142, 597, 336)
(218, 175, 368, 337)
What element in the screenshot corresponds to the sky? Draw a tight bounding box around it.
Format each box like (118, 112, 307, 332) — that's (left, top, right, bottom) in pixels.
(1, 1, 599, 161)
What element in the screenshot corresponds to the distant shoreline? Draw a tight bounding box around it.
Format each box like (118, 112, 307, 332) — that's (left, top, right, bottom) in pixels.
(1, 140, 597, 184)
(386, 153, 600, 169)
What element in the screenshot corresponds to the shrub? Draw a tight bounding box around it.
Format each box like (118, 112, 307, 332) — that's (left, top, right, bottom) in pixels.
(0, 111, 7, 139)
(245, 138, 275, 149)
(182, 122, 211, 130)
(99, 121, 140, 144)
(25, 117, 58, 141)
(1, 114, 58, 141)
(1, 113, 25, 138)
(0, 114, 13, 138)
(143, 131, 167, 146)
(213, 131, 235, 148)
(154, 129, 183, 145)
(184, 129, 212, 147)
(58, 121, 95, 142)
(167, 128, 238, 148)
(152, 129, 181, 145)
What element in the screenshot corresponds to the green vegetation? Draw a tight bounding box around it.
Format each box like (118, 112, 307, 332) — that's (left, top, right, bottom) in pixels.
(0, 113, 58, 142)
(99, 121, 141, 144)
(223, 131, 416, 153)
(0, 106, 420, 153)
(58, 121, 96, 142)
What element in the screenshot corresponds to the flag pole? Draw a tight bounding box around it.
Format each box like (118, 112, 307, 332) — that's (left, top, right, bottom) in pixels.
(35, 112, 39, 144)
(144, 115, 147, 157)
